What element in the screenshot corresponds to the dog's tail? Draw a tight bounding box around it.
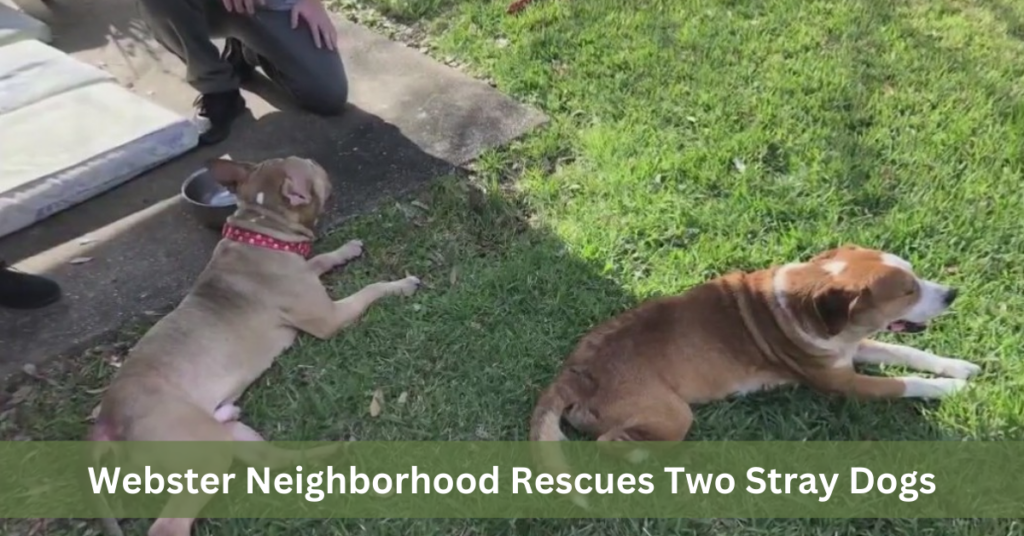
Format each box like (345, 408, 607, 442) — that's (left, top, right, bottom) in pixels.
(528, 376, 590, 508)
(528, 379, 571, 442)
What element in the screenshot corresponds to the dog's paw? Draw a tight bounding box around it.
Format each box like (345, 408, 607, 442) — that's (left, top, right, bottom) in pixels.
(392, 275, 422, 297)
(937, 358, 982, 380)
(337, 239, 365, 261)
(903, 377, 969, 399)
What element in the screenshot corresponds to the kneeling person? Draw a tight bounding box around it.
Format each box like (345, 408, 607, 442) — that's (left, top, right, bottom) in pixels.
(139, 0, 348, 145)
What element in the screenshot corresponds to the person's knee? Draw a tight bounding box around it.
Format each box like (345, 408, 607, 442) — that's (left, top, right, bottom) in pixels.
(296, 75, 348, 116)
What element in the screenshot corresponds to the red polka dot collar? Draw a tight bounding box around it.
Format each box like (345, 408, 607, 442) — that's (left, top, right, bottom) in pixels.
(222, 224, 312, 258)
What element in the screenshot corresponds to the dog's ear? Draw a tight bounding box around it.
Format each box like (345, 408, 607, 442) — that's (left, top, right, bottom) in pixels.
(812, 286, 865, 337)
(281, 174, 313, 206)
(207, 159, 255, 190)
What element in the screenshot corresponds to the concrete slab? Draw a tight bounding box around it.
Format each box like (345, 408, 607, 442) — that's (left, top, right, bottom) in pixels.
(0, 0, 547, 379)
(0, 39, 113, 113)
(0, 0, 50, 45)
(0, 40, 199, 239)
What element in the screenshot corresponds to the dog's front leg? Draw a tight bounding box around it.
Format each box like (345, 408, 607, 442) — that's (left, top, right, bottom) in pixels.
(299, 276, 421, 339)
(854, 339, 981, 379)
(308, 239, 365, 276)
(810, 370, 968, 400)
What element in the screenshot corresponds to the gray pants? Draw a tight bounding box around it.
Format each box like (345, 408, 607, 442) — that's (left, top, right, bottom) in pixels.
(138, 0, 348, 115)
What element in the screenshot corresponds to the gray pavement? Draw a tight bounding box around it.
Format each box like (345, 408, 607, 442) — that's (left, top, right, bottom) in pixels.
(0, 0, 546, 379)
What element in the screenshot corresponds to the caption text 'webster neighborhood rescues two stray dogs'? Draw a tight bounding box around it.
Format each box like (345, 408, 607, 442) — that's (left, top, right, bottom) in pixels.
(88, 157, 422, 536)
(531, 245, 982, 453)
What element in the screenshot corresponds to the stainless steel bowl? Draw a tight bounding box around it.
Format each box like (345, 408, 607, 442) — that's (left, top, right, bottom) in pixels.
(180, 168, 238, 230)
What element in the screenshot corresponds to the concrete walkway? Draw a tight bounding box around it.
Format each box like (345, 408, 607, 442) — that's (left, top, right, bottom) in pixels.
(0, 0, 546, 379)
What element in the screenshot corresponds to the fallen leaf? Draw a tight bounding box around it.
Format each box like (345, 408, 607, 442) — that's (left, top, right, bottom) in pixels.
(410, 200, 430, 212)
(69, 257, 93, 265)
(85, 386, 108, 395)
(397, 391, 409, 404)
(507, 0, 535, 15)
(87, 403, 102, 422)
(732, 158, 747, 173)
(8, 385, 34, 406)
(449, 266, 459, 286)
(369, 389, 384, 417)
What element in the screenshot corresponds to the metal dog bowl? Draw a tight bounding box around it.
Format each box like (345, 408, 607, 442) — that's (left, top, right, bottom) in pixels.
(180, 168, 237, 230)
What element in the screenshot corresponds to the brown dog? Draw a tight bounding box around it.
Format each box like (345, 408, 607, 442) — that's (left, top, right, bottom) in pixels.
(530, 245, 981, 449)
(89, 157, 421, 536)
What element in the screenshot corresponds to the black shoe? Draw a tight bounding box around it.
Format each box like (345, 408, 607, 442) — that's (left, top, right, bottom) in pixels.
(0, 262, 61, 310)
(194, 89, 247, 146)
(221, 37, 256, 84)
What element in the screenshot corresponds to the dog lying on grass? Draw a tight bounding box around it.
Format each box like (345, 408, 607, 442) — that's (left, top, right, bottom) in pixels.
(531, 245, 981, 464)
(89, 157, 421, 536)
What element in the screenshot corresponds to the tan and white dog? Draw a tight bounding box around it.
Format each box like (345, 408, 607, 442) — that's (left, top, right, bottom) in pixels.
(89, 157, 422, 536)
(530, 245, 981, 446)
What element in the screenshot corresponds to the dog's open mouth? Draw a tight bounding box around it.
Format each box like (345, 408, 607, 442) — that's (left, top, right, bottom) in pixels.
(886, 320, 928, 333)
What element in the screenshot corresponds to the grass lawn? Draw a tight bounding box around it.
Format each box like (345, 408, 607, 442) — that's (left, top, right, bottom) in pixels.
(5, 0, 1024, 534)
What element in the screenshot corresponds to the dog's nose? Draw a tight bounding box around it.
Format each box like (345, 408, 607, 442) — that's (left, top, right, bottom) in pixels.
(943, 287, 959, 306)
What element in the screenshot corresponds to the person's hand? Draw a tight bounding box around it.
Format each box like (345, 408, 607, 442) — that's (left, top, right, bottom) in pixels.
(290, 0, 337, 50)
(223, 0, 261, 15)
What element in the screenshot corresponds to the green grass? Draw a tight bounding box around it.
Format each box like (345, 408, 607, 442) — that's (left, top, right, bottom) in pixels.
(6, 0, 1024, 533)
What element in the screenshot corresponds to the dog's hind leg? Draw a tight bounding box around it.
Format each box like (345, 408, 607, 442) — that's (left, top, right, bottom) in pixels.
(140, 406, 236, 536)
(308, 239, 365, 275)
(592, 393, 694, 464)
(596, 405, 694, 442)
